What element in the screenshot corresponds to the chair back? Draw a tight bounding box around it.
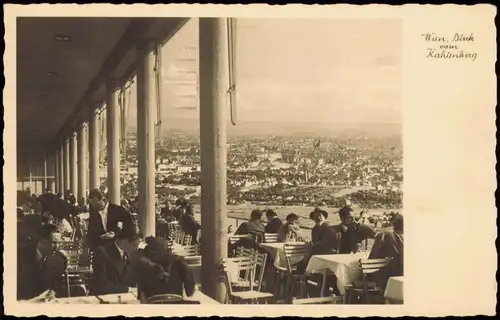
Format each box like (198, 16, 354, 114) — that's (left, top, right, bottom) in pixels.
(227, 255, 257, 291)
(249, 231, 264, 244)
(229, 234, 249, 245)
(254, 251, 268, 292)
(147, 294, 184, 304)
(235, 246, 254, 257)
(358, 258, 392, 303)
(184, 255, 202, 267)
(182, 245, 200, 257)
(175, 231, 185, 245)
(264, 233, 279, 243)
(359, 258, 392, 275)
(182, 234, 193, 246)
(60, 270, 92, 298)
(283, 243, 311, 273)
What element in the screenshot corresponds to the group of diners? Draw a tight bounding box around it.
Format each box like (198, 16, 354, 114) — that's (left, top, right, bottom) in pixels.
(17, 189, 198, 303)
(226, 206, 404, 301)
(17, 186, 403, 304)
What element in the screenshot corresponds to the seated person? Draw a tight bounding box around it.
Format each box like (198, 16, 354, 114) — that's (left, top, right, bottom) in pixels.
(368, 213, 404, 287)
(230, 209, 265, 251)
(336, 206, 376, 254)
(234, 209, 265, 236)
(180, 204, 200, 245)
(310, 208, 337, 255)
(55, 215, 74, 237)
(297, 209, 339, 296)
(264, 209, 282, 234)
(17, 224, 67, 300)
(137, 236, 195, 302)
(90, 227, 142, 295)
(278, 213, 301, 242)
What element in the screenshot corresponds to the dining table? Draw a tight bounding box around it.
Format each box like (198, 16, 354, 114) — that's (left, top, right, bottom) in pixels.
(259, 242, 308, 269)
(305, 252, 369, 296)
(47, 287, 220, 304)
(384, 276, 403, 304)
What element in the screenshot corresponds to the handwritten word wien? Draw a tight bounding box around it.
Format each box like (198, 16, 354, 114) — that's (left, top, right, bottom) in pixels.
(421, 32, 477, 61)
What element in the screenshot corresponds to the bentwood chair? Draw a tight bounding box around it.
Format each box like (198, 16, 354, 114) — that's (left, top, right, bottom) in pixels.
(223, 257, 274, 304)
(281, 243, 312, 303)
(264, 233, 279, 243)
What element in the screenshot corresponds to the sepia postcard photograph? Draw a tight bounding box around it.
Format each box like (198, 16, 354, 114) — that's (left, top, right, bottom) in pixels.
(3, 4, 496, 318)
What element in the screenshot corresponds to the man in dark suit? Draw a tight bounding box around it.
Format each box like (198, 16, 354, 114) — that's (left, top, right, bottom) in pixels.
(180, 204, 200, 245)
(90, 227, 142, 295)
(336, 206, 376, 254)
(235, 209, 265, 236)
(264, 209, 282, 234)
(87, 189, 135, 252)
(17, 224, 68, 300)
(231, 209, 266, 251)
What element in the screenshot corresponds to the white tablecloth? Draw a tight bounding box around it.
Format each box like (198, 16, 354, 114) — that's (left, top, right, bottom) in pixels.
(49, 292, 139, 304)
(49, 289, 220, 304)
(305, 252, 369, 295)
(259, 242, 307, 269)
(384, 276, 403, 302)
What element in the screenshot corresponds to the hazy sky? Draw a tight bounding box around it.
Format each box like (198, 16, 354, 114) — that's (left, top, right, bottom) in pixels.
(127, 18, 401, 124)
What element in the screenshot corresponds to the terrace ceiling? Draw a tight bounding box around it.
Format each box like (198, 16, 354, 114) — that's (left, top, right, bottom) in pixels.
(16, 17, 188, 160)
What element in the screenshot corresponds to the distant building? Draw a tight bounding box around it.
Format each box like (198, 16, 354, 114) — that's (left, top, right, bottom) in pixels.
(177, 166, 192, 173)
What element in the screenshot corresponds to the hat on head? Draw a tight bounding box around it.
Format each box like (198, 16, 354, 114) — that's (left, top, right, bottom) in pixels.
(266, 209, 277, 217)
(310, 208, 328, 220)
(286, 213, 299, 221)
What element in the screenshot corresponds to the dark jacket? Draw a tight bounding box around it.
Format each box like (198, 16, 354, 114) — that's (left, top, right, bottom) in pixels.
(264, 217, 283, 234)
(91, 242, 137, 295)
(181, 214, 200, 245)
(87, 204, 135, 251)
(311, 222, 337, 255)
(235, 220, 265, 237)
(337, 223, 376, 254)
(369, 231, 404, 283)
(137, 253, 195, 300)
(17, 245, 67, 300)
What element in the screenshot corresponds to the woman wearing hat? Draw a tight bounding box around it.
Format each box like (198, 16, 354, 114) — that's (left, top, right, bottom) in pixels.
(278, 213, 301, 242)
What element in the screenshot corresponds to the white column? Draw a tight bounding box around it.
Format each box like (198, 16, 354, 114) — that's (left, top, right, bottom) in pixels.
(137, 39, 157, 238)
(199, 18, 229, 303)
(106, 79, 121, 205)
(89, 109, 100, 191)
(64, 138, 70, 195)
(70, 132, 78, 200)
(78, 123, 88, 204)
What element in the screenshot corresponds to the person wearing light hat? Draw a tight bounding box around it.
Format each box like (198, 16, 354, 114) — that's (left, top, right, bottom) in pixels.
(278, 213, 301, 242)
